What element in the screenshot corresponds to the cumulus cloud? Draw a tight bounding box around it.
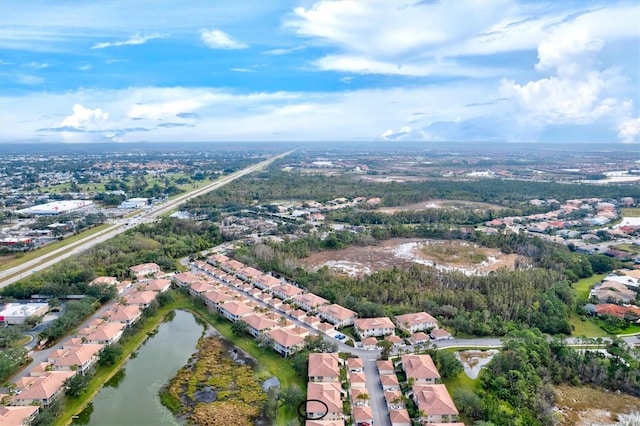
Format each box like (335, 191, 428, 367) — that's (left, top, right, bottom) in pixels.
(200, 29, 248, 49)
(91, 33, 168, 49)
(380, 126, 413, 140)
(500, 25, 632, 129)
(618, 117, 640, 143)
(60, 104, 109, 128)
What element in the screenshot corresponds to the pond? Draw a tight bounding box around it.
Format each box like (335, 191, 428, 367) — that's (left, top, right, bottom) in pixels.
(72, 310, 204, 426)
(455, 349, 499, 379)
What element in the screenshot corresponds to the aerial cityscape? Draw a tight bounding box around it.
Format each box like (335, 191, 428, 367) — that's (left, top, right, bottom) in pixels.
(1, 1, 640, 426)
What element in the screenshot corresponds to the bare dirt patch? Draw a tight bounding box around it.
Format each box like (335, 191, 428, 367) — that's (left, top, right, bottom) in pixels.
(0, 254, 17, 268)
(555, 385, 640, 426)
(300, 238, 524, 277)
(375, 199, 505, 214)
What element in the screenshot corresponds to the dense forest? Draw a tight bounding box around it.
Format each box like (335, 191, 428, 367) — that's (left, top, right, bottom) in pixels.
(232, 225, 620, 336)
(464, 329, 640, 425)
(1, 218, 222, 300)
(186, 171, 640, 213)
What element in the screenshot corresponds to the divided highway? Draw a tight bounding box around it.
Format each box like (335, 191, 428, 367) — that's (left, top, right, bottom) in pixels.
(0, 150, 293, 289)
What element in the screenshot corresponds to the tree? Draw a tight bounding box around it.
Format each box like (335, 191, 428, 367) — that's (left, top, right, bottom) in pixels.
(376, 339, 394, 360)
(278, 384, 304, 410)
(303, 334, 337, 353)
(65, 373, 90, 398)
(99, 344, 123, 366)
(290, 351, 309, 377)
(231, 320, 249, 336)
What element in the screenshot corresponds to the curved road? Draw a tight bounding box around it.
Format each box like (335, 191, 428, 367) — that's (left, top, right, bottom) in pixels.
(0, 150, 293, 289)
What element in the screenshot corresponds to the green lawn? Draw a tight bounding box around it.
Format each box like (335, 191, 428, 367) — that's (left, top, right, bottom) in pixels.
(572, 274, 605, 301)
(569, 313, 610, 337)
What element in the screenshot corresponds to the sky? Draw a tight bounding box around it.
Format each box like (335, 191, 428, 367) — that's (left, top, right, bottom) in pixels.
(1, 0, 639, 144)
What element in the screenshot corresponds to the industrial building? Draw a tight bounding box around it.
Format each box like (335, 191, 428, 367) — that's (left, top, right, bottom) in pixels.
(0, 303, 49, 325)
(16, 200, 93, 216)
(118, 198, 148, 209)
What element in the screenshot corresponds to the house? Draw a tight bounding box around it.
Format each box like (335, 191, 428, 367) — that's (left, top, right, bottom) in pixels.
(361, 337, 378, 350)
(348, 371, 367, 389)
(307, 382, 343, 421)
(430, 329, 453, 340)
(124, 291, 157, 308)
(237, 266, 263, 282)
(254, 274, 281, 290)
(593, 281, 636, 303)
(202, 290, 233, 311)
(305, 421, 345, 426)
(401, 354, 440, 384)
(12, 371, 75, 407)
(48, 343, 103, 375)
(317, 322, 336, 336)
(353, 406, 373, 425)
(385, 390, 405, 410)
(376, 360, 395, 375)
(594, 303, 640, 319)
(218, 301, 253, 322)
(242, 313, 278, 338)
(294, 293, 329, 312)
(317, 304, 357, 328)
(129, 263, 161, 280)
(308, 353, 340, 382)
(394, 311, 438, 333)
(207, 253, 229, 266)
(385, 335, 404, 347)
(267, 328, 305, 357)
(290, 309, 307, 321)
(172, 272, 201, 287)
(380, 374, 400, 391)
(116, 280, 133, 294)
(271, 283, 304, 300)
(142, 278, 172, 292)
(0, 406, 39, 426)
(354, 317, 395, 338)
(221, 259, 245, 273)
(188, 280, 217, 297)
(409, 332, 430, 345)
(89, 276, 118, 286)
(347, 357, 364, 372)
(411, 384, 459, 424)
(80, 322, 125, 346)
(302, 315, 321, 328)
(104, 304, 142, 327)
(389, 409, 411, 426)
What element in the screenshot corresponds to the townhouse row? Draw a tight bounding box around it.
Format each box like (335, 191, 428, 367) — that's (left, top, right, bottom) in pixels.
(1, 263, 171, 426)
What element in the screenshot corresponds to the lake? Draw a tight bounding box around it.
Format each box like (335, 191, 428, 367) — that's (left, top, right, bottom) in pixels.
(72, 310, 204, 426)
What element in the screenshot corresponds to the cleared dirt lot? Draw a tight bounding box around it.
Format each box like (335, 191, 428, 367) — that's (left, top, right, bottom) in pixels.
(375, 199, 505, 213)
(301, 238, 524, 277)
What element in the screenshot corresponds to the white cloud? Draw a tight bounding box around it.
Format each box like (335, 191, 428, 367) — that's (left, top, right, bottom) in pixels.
(16, 74, 44, 85)
(26, 61, 49, 69)
(78, 64, 92, 71)
(200, 29, 248, 49)
(91, 32, 167, 49)
(618, 117, 640, 143)
(500, 25, 632, 128)
(285, 1, 640, 77)
(229, 68, 253, 73)
(60, 104, 109, 128)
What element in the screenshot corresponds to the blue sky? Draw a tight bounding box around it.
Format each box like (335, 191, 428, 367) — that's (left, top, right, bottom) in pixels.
(1, 0, 639, 143)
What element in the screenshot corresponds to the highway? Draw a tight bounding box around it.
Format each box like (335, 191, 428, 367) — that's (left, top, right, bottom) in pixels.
(0, 150, 293, 289)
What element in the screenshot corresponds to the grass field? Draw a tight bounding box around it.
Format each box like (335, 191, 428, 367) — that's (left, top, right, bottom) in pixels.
(621, 208, 640, 217)
(569, 314, 610, 337)
(572, 274, 605, 301)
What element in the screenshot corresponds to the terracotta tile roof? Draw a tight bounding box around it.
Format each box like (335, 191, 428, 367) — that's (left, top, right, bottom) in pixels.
(318, 304, 356, 321)
(355, 317, 394, 331)
(306, 382, 342, 414)
(0, 406, 39, 425)
(308, 353, 339, 378)
(412, 384, 458, 416)
(401, 354, 440, 381)
(14, 371, 75, 401)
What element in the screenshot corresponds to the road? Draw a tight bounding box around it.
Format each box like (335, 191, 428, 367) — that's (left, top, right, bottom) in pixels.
(0, 150, 293, 289)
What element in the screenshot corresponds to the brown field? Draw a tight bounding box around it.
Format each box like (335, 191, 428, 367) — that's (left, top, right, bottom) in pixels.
(375, 199, 505, 214)
(555, 385, 640, 425)
(300, 238, 524, 277)
(0, 254, 16, 268)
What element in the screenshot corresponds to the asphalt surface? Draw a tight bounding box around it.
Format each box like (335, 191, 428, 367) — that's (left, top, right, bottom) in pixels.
(0, 150, 293, 289)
